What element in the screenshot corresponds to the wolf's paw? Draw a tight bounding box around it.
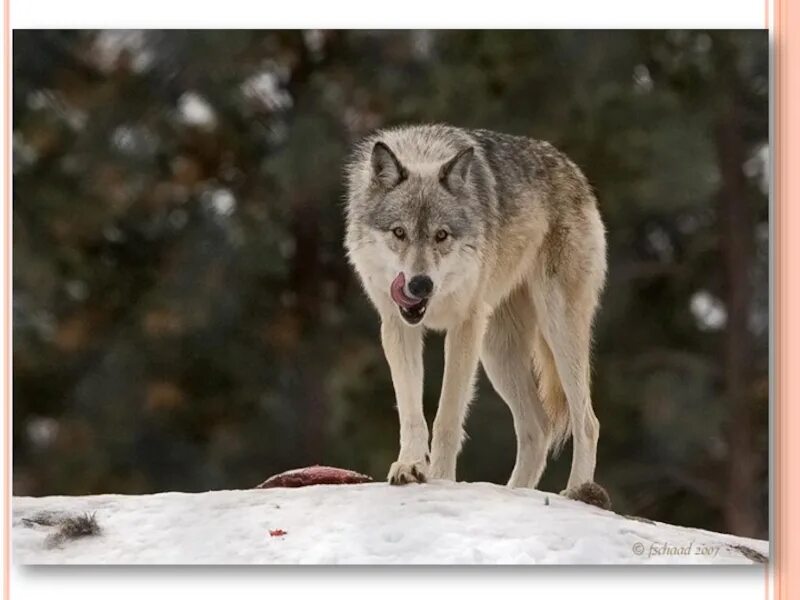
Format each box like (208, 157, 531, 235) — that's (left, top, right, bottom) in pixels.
(387, 460, 428, 485)
(560, 482, 612, 510)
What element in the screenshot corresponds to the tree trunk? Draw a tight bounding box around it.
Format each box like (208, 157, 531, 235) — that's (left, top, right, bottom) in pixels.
(290, 194, 326, 464)
(715, 84, 760, 537)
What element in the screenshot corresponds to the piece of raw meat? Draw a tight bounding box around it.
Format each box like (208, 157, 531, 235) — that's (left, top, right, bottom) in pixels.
(256, 465, 373, 489)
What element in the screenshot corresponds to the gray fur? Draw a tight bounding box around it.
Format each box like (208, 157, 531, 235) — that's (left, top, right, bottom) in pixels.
(344, 124, 607, 492)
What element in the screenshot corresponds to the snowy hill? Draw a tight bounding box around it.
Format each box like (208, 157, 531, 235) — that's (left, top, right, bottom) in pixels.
(12, 481, 768, 565)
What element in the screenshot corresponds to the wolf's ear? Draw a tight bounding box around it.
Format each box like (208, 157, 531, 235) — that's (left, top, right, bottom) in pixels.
(371, 142, 407, 189)
(439, 147, 474, 193)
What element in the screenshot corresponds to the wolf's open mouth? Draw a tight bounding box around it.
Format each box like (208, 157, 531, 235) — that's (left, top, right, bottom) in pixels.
(398, 300, 428, 324)
(390, 273, 428, 325)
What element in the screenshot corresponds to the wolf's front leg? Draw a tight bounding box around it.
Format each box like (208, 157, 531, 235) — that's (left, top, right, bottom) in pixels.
(381, 316, 428, 484)
(429, 311, 488, 481)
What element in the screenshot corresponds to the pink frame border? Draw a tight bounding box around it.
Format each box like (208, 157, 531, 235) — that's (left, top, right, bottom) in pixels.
(0, 4, 794, 597)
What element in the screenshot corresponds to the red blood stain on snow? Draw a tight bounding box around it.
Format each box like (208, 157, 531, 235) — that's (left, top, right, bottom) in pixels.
(269, 529, 287, 537)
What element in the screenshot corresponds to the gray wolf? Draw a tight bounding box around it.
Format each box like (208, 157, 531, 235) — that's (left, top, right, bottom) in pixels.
(344, 124, 607, 496)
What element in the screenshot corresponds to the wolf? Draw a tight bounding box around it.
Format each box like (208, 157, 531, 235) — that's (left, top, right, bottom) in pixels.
(344, 124, 607, 497)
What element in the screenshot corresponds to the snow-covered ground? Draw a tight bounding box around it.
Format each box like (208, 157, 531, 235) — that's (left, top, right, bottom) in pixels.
(13, 481, 768, 565)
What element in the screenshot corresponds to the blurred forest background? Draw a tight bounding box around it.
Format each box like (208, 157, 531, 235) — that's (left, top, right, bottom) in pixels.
(12, 30, 769, 538)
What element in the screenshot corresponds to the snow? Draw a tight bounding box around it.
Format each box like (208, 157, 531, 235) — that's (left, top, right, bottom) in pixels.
(241, 71, 293, 111)
(203, 188, 236, 217)
(690, 289, 728, 331)
(177, 92, 217, 130)
(12, 481, 768, 565)
(92, 31, 154, 74)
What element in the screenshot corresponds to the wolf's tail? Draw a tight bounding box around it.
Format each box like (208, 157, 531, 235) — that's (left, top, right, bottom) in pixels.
(533, 332, 571, 454)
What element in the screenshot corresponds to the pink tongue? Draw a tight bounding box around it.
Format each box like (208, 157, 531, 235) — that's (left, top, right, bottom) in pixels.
(390, 273, 423, 309)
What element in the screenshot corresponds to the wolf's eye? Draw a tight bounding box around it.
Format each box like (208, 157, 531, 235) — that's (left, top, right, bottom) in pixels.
(435, 229, 449, 242)
(392, 227, 406, 240)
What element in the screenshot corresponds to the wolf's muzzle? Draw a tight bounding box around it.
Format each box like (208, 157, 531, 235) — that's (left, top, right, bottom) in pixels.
(390, 272, 430, 325)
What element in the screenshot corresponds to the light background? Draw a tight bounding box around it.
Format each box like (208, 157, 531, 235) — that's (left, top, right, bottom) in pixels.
(0, 0, 780, 599)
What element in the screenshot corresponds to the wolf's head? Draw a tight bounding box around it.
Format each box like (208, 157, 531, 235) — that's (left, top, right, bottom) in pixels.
(345, 131, 490, 327)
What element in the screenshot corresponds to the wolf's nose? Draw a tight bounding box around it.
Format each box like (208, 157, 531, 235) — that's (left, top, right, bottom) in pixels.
(407, 275, 434, 299)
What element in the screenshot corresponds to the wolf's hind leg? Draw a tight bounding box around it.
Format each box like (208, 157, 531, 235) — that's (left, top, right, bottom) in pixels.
(532, 282, 600, 493)
(481, 287, 551, 488)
